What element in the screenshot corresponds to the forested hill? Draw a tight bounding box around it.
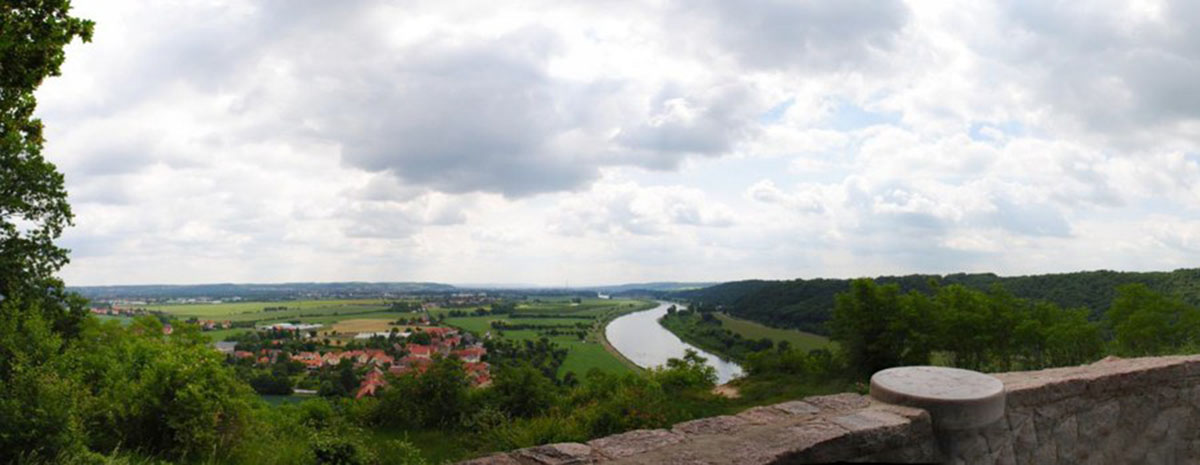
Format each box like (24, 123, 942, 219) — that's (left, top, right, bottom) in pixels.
(674, 269, 1200, 335)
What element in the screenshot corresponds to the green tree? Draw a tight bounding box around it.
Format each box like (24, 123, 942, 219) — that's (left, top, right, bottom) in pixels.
(1108, 284, 1200, 356)
(930, 284, 992, 370)
(650, 349, 717, 393)
(408, 331, 433, 345)
(1, 0, 94, 337)
(828, 279, 910, 378)
(0, 298, 88, 462)
(489, 362, 558, 418)
(375, 357, 471, 429)
(0, 3, 95, 462)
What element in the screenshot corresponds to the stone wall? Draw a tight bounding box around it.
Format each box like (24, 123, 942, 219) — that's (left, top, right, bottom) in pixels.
(459, 355, 1200, 464)
(944, 355, 1200, 464)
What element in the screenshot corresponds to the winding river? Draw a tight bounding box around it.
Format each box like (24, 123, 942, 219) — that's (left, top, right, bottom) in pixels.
(605, 301, 744, 383)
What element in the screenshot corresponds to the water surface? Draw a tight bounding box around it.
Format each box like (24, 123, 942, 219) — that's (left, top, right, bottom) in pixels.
(606, 301, 743, 383)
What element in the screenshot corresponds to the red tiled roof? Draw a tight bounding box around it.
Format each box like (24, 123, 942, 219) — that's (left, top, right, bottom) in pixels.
(408, 344, 434, 356)
(423, 327, 457, 337)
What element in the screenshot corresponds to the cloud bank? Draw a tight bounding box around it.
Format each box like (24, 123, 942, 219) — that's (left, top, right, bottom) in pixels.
(37, 0, 1200, 285)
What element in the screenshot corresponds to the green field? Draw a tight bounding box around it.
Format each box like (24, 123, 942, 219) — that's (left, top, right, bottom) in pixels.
(713, 313, 832, 352)
(441, 298, 654, 378)
(179, 296, 655, 378)
(128, 299, 412, 342)
(145, 299, 394, 321)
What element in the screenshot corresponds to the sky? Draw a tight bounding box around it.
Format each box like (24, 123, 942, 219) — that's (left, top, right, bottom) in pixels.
(37, 0, 1200, 286)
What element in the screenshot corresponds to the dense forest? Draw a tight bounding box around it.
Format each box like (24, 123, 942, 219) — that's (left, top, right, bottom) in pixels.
(675, 269, 1200, 334)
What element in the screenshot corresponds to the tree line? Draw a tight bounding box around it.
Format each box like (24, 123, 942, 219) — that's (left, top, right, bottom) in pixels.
(677, 269, 1200, 335)
(828, 279, 1200, 379)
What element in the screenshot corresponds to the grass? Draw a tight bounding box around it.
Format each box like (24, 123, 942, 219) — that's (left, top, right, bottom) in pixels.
(145, 299, 395, 320)
(205, 327, 252, 341)
(199, 309, 420, 342)
(441, 299, 656, 379)
(372, 428, 485, 464)
(713, 313, 832, 353)
(330, 318, 403, 333)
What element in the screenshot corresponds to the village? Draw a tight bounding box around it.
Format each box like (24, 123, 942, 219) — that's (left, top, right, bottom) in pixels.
(220, 322, 491, 400)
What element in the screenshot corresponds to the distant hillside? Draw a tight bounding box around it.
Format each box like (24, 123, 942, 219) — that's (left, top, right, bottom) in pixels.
(586, 282, 719, 294)
(673, 269, 1200, 335)
(69, 281, 457, 300)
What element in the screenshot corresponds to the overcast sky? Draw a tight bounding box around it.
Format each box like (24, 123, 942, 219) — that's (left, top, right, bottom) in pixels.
(39, 0, 1200, 286)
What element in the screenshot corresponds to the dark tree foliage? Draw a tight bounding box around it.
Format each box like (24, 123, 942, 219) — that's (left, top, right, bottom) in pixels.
(1, 0, 94, 338)
(488, 363, 558, 418)
(677, 269, 1200, 334)
(374, 357, 472, 429)
(485, 337, 569, 382)
(250, 371, 295, 396)
(828, 279, 1104, 379)
(658, 312, 774, 362)
(828, 280, 915, 378)
(1107, 283, 1200, 356)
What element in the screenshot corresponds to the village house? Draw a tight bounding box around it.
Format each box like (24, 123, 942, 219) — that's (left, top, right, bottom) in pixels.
(408, 344, 434, 359)
(454, 346, 486, 363)
(355, 369, 387, 399)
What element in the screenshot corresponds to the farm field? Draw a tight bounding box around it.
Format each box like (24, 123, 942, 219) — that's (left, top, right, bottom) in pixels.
(441, 298, 655, 377)
(330, 318, 401, 334)
(132, 299, 412, 342)
(714, 313, 832, 352)
(187, 296, 656, 376)
(144, 299, 396, 320)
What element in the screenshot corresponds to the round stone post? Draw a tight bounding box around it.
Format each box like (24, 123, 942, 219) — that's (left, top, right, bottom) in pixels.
(870, 366, 1006, 461)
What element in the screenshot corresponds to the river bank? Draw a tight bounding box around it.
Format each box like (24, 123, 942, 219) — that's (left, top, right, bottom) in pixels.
(595, 300, 654, 373)
(604, 301, 743, 383)
(659, 310, 832, 363)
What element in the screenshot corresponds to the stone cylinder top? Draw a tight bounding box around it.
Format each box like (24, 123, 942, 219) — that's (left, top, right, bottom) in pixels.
(870, 366, 1005, 430)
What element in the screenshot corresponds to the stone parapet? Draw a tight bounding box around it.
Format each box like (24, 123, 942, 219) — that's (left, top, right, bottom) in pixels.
(457, 355, 1200, 464)
(459, 393, 938, 464)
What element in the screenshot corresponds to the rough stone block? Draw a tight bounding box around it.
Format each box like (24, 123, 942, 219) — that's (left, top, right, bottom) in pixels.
(511, 443, 595, 465)
(803, 393, 870, 412)
(671, 415, 747, 436)
(830, 409, 909, 434)
(773, 400, 820, 416)
(771, 418, 864, 463)
(1052, 415, 1079, 463)
(869, 401, 932, 423)
(735, 405, 788, 425)
(1077, 400, 1118, 439)
(587, 429, 683, 459)
(456, 454, 521, 465)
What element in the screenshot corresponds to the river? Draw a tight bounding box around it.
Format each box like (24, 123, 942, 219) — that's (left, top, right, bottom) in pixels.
(605, 301, 744, 383)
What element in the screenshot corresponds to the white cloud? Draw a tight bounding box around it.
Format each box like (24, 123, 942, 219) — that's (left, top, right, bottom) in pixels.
(33, 0, 1200, 285)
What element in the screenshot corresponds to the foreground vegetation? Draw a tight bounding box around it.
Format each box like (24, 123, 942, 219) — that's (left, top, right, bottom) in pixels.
(3, 306, 743, 463)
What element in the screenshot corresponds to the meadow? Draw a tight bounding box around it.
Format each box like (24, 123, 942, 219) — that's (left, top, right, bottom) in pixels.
(144, 299, 394, 320)
(713, 313, 832, 352)
(438, 298, 655, 377)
